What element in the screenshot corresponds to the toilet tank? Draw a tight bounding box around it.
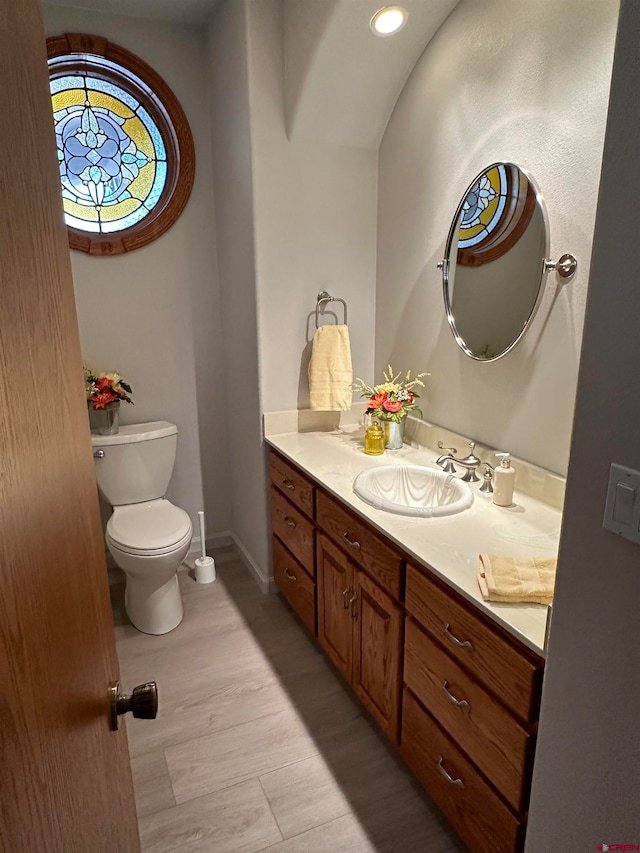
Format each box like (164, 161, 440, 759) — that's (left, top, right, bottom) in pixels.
(91, 421, 178, 506)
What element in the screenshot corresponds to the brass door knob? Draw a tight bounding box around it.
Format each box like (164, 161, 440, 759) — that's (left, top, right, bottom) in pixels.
(109, 681, 158, 731)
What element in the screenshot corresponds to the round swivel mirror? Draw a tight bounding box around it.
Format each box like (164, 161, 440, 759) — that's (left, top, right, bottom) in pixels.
(441, 162, 548, 361)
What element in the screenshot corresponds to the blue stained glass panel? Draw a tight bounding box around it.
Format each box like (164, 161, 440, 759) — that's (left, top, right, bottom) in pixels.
(86, 76, 139, 111)
(50, 75, 84, 94)
(64, 212, 100, 232)
(144, 161, 167, 211)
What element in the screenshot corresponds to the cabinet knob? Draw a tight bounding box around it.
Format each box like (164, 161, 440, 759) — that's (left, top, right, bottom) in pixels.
(282, 479, 295, 490)
(342, 586, 350, 609)
(284, 567, 297, 582)
(284, 516, 296, 528)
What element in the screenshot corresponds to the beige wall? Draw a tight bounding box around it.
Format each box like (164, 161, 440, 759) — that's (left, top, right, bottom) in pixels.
(43, 5, 231, 545)
(376, 0, 619, 474)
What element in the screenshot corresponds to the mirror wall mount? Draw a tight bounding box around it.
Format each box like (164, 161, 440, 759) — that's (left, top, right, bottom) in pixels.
(544, 253, 578, 278)
(438, 162, 575, 363)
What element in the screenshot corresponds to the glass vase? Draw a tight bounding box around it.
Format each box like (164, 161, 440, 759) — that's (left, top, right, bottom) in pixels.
(88, 401, 120, 435)
(383, 418, 404, 450)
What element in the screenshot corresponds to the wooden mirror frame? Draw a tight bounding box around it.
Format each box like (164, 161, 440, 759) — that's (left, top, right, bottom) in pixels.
(46, 33, 195, 256)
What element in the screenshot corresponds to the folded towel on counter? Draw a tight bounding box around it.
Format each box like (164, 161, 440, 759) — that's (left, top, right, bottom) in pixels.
(477, 553, 557, 605)
(308, 324, 353, 411)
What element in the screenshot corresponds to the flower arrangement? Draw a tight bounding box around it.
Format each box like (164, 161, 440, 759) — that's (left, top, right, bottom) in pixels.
(84, 364, 133, 409)
(353, 365, 428, 423)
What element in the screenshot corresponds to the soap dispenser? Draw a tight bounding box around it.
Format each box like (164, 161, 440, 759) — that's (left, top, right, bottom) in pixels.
(493, 453, 515, 507)
(364, 421, 385, 456)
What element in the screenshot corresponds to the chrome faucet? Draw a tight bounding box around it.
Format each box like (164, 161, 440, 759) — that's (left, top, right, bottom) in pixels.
(436, 441, 482, 482)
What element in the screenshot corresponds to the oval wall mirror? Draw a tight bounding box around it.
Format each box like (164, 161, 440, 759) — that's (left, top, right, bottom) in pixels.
(441, 162, 548, 361)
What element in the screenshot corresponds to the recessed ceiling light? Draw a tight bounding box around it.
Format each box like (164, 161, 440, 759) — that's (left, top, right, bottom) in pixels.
(370, 6, 408, 37)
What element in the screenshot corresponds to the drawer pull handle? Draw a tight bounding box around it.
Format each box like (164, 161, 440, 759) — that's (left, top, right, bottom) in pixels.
(342, 586, 351, 609)
(443, 623, 474, 651)
(282, 479, 295, 490)
(437, 757, 465, 789)
(284, 568, 297, 582)
(442, 681, 470, 711)
(348, 591, 358, 620)
(343, 533, 361, 549)
(284, 516, 297, 528)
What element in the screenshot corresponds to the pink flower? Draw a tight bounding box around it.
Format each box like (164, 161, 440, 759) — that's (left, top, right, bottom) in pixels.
(382, 399, 403, 413)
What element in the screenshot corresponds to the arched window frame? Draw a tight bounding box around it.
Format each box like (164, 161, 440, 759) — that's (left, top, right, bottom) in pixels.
(47, 33, 195, 256)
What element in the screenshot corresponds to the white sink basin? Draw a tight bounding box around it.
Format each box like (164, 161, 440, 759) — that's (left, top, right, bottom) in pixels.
(353, 465, 473, 518)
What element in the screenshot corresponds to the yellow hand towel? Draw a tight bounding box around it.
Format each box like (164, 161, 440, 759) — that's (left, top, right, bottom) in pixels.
(308, 324, 353, 411)
(478, 553, 557, 605)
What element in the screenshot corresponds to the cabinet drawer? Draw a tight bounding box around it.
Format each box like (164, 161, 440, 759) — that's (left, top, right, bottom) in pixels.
(405, 564, 543, 723)
(404, 618, 532, 813)
(269, 452, 315, 519)
(270, 487, 315, 575)
(317, 490, 403, 600)
(401, 689, 523, 853)
(272, 536, 316, 635)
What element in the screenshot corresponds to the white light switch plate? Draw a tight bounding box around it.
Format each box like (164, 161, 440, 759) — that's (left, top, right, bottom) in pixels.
(603, 463, 640, 544)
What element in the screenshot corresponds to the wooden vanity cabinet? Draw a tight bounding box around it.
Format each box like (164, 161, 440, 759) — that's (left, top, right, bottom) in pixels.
(267, 448, 545, 852)
(317, 533, 403, 743)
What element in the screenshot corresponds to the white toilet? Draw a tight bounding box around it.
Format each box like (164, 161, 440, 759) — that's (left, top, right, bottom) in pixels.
(91, 421, 192, 635)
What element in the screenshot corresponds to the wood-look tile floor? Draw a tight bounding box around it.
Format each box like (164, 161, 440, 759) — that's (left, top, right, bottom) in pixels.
(112, 552, 466, 853)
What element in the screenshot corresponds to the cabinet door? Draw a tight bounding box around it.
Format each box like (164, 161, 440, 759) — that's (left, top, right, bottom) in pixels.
(352, 570, 403, 743)
(317, 534, 353, 680)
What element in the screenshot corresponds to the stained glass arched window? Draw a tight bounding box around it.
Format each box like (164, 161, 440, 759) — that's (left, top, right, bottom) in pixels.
(47, 34, 194, 255)
(456, 163, 536, 268)
(458, 164, 507, 249)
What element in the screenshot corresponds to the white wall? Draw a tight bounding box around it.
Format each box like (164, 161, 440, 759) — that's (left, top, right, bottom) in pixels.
(206, 1, 270, 584)
(527, 1, 640, 844)
(376, 0, 619, 475)
(43, 5, 230, 541)
(247, 0, 378, 413)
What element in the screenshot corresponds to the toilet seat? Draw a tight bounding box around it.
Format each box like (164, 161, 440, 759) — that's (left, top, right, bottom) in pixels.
(107, 499, 192, 557)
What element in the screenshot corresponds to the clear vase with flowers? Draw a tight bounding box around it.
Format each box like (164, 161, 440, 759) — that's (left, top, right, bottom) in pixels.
(353, 365, 428, 449)
(84, 364, 133, 435)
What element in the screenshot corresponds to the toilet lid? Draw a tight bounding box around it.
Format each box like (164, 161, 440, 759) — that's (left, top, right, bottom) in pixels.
(107, 500, 192, 552)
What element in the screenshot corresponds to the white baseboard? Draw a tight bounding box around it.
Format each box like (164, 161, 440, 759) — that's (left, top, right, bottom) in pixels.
(231, 533, 276, 594)
(187, 531, 234, 557)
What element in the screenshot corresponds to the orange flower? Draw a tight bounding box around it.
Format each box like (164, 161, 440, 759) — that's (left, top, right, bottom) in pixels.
(92, 389, 118, 408)
(369, 392, 387, 408)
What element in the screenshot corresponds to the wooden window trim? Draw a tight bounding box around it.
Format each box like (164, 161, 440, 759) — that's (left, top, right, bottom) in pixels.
(47, 33, 195, 256)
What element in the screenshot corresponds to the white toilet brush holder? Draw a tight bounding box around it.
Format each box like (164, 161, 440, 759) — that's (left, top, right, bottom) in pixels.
(194, 511, 216, 584)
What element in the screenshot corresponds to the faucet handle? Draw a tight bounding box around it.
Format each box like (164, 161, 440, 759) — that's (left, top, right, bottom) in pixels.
(437, 441, 458, 455)
(479, 463, 494, 493)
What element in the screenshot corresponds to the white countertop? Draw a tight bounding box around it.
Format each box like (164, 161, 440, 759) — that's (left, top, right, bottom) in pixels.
(266, 424, 559, 656)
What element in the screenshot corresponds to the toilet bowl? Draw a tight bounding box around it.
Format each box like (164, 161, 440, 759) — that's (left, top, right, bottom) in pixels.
(106, 499, 192, 634)
(91, 422, 192, 635)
